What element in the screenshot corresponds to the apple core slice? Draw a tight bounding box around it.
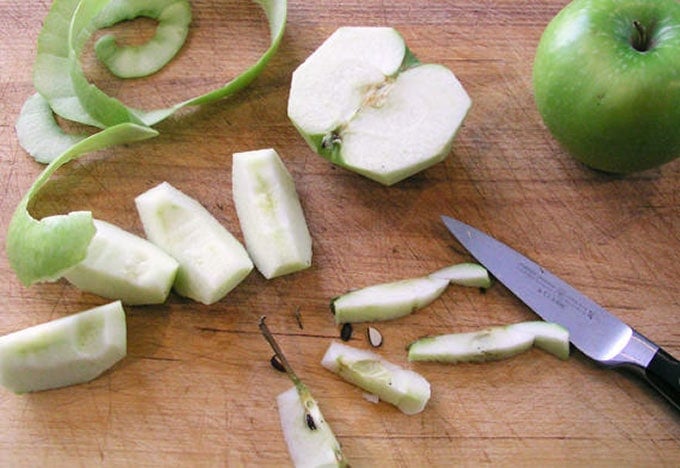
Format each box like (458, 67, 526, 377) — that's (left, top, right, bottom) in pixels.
(321, 341, 431, 415)
(288, 26, 471, 185)
(0, 301, 127, 393)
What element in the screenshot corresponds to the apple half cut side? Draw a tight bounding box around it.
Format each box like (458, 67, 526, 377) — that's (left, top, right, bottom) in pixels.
(135, 182, 253, 305)
(232, 148, 312, 279)
(321, 341, 431, 415)
(0, 301, 127, 393)
(64, 219, 179, 305)
(407, 321, 570, 363)
(288, 26, 471, 186)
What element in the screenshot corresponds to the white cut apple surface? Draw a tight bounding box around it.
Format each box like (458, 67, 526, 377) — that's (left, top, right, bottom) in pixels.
(321, 341, 431, 415)
(0, 301, 127, 393)
(64, 219, 179, 305)
(288, 26, 471, 186)
(135, 182, 253, 305)
(407, 321, 569, 363)
(232, 148, 312, 279)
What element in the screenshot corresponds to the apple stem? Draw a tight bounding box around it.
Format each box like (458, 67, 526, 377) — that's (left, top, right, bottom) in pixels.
(631, 20, 650, 52)
(259, 316, 303, 387)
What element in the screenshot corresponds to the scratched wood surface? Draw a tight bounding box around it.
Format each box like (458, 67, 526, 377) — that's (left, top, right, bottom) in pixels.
(1, 0, 679, 466)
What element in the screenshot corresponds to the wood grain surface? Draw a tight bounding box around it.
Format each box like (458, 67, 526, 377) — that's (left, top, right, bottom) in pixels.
(1, 0, 679, 466)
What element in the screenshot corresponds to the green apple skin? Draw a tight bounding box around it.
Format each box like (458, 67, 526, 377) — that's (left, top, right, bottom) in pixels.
(533, 0, 680, 173)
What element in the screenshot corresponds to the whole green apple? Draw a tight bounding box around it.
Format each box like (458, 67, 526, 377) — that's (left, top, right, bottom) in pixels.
(533, 0, 680, 173)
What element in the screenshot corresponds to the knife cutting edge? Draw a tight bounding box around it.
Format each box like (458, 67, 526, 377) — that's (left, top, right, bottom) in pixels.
(441, 215, 680, 410)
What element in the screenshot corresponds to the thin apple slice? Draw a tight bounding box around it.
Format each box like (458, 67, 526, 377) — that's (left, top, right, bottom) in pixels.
(407, 321, 570, 363)
(331, 276, 449, 324)
(288, 26, 471, 186)
(321, 341, 431, 415)
(510, 321, 570, 360)
(0, 301, 126, 393)
(135, 182, 253, 305)
(64, 219, 179, 305)
(428, 262, 491, 288)
(331, 263, 490, 324)
(232, 148, 312, 279)
(259, 317, 348, 467)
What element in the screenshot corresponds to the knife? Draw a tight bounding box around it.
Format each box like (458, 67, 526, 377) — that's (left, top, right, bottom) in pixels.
(442, 215, 680, 410)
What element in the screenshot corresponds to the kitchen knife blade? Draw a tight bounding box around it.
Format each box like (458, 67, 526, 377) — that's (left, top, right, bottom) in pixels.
(442, 215, 680, 410)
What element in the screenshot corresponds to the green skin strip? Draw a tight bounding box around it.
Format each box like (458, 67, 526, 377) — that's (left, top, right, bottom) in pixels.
(30, 0, 286, 132)
(6, 124, 158, 286)
(94, 0, 192, 79)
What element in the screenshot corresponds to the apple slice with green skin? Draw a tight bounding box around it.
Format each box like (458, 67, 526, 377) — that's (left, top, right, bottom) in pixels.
(331, 276, 449, 324)
(232, 148, 312, 279)
(135, 182, 253, 305)
(288, 26, 471, 186)
(331, 263, 490, 324)
(428, 262, 491, 288)
(64, 219, 179, 305)
(259, 317, 348, 467)
(0, 301, 126, 394)
(407, 321, 569, 363)
(321, 341, 431, 415)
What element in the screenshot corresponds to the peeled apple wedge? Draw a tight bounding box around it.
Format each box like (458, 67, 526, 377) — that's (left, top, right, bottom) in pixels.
(0, 301, 126, 393)
(321, 341, 431, 415)
(331, 263, 490, 324)
(277, 386, 347, 468)
(232, 148, 312, 279)
(64, 219, 179, 305)
(407, 321, 570, 363)
(288, 26, 471, 185)
(135, 182, 253, 305)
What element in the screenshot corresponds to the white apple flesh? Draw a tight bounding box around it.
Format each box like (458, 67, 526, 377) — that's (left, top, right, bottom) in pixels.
(321, 341, 431, 415)
(288, 27, 471, 185)
(232, 148, 312, 279)
(135, 182, 253, 305)
(64, 219, 179, 305)
(0, 301, 126, 393)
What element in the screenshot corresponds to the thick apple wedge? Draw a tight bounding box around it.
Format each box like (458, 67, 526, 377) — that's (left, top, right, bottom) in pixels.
(232, 148, 312, 279)
(0, 301, 126, 393)
(321, 341, 431, 415)
(135, 182, 253, 305)
(260, 318, 348, 467)
(407, 321, 569, 363)
(64, 219, 179, 305)
(288, 26, 471, 185)
(331, 263, 490, 324)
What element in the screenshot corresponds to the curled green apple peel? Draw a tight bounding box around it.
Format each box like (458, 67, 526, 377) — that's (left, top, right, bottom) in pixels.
(8, 0, 287, 285)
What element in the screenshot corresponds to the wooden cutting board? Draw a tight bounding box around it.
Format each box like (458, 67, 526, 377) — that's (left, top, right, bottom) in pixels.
(1, 0, 678, 465)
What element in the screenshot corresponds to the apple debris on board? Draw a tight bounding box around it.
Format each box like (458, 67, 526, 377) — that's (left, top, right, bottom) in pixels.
(407, 321, 570, 363)
(259, 317, 348, 468)
(533, 0, 680, 173)
(0, 301, 127, 394)
(232, 148, 313, 279)
(331, 263, 490, 324)
(321, 341, 431, 415)
(135, 182, 254, 305)
(288, 26, 471, 185)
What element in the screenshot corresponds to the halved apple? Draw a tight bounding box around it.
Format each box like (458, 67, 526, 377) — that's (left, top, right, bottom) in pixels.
(288, 27, 471, 186)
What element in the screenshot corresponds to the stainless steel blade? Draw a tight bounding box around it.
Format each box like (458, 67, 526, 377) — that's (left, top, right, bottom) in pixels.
(441, 215, 657, 366)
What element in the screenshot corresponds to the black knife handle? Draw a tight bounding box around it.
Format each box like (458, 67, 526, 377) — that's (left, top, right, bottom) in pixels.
(645, 348, 680, 410)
